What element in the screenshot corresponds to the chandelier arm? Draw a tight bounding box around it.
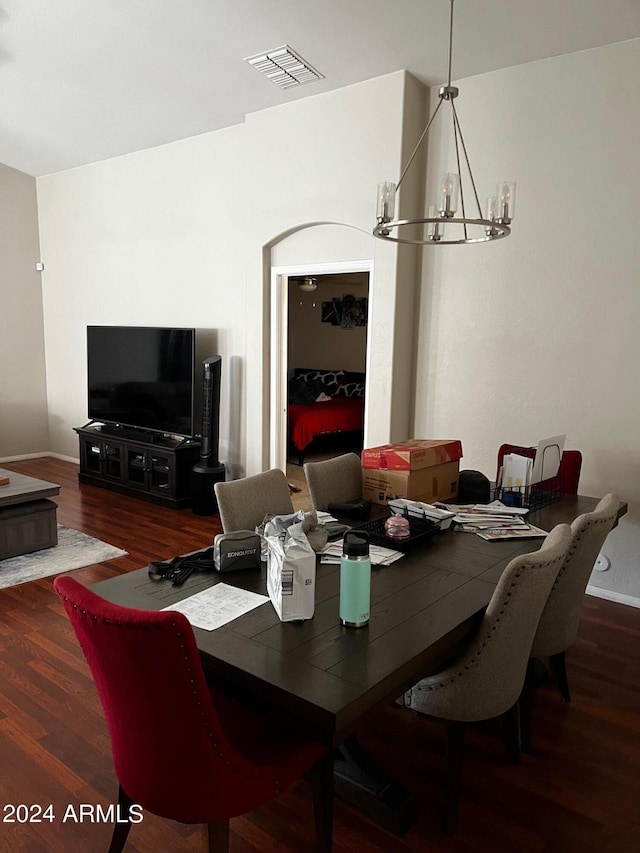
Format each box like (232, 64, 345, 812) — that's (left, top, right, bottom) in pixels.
(396, 97, 444, 191)
(452, 101, 483, 218)
(451, 106, 468, 240)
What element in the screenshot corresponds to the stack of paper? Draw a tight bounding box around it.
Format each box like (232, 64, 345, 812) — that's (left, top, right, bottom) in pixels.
(451, 500, 547, 540)
(319, 540, 404, 566)
(500, 453, 533, 492)
(387, 498, 456, 530)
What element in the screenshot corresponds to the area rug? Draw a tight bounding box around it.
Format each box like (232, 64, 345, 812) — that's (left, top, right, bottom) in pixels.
(0, 525, 127, 590)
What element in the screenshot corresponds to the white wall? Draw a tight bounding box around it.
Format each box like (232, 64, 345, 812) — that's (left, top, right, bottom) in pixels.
(35, 72, 420, 475)
(36, 126, 249, 463)
(0, 162, 49, 458)
(413, 39, 640, 601)
(287, 274, 368, 373)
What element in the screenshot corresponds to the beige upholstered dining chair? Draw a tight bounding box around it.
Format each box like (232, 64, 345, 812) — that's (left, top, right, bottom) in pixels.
(520, 493, 620, 750)
(303, 452, 362, 512)
(214, 469, 294, 533)
(402, 523, 572, 834)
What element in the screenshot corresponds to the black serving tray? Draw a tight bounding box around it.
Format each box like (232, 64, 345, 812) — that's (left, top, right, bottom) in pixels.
(351, 515, 440, 552)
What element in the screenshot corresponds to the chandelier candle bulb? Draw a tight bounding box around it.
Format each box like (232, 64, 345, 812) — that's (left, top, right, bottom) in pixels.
(376, 181, 396, 222)
(439, 173, 459, 218)
(427, 204, 443, 241)
(497, 181, 516, 223)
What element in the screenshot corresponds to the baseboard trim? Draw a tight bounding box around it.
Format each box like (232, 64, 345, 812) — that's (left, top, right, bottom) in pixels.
(0, 452, 50, 463)
(586, 585, 640, 609)
(0, 452, 79, 465)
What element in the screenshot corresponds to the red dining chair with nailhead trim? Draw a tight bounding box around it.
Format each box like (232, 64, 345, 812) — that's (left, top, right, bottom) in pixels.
(53, 575, 333, 852)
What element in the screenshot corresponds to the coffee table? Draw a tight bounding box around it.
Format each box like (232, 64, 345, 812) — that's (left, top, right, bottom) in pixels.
(0, 468, 61, 559)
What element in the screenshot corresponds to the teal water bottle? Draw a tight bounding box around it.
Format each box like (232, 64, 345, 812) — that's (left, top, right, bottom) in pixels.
(340, 532, 371, 628)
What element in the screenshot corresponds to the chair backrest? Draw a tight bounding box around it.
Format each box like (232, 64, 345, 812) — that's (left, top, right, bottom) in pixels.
(303, 452, 362, 511)
(496, 444, 582, 494)
(214, 469, 293, 532)
(415, 524, 571, 722)
(53, 575, 301, 825)
(531, 493, 620, 659)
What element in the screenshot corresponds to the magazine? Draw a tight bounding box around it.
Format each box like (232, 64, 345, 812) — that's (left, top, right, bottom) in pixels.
(475, 524, 548, 542)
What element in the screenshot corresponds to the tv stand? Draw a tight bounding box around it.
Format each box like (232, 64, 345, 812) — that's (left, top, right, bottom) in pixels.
(75, 423, 201, 509)
(98, 423, 160, 443)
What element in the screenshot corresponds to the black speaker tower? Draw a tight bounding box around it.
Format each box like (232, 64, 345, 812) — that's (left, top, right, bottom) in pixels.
(191, 356, 226, 515)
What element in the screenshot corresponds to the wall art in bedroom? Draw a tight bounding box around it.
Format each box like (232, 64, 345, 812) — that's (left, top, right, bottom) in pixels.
(321, 294, 368, 328)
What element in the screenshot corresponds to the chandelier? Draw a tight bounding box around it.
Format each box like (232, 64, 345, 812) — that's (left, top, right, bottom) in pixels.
(373, 0, 515, 246)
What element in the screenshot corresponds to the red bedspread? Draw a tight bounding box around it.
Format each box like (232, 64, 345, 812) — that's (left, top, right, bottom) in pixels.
(288, 396, 365, 452)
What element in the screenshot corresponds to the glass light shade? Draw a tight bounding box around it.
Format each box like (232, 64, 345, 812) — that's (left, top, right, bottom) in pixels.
(485, 196, 498, 220)
(376, 181, 396, 221)
(497, 181, 516, 222)
(439, 173, 459, 217)
(427, 204, 443, 241)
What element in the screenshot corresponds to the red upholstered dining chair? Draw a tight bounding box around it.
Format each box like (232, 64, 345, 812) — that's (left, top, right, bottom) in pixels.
(53, 575, 333, 852)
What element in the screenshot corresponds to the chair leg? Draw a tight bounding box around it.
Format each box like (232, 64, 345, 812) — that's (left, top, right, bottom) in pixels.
(549, 651, 571, 702)
(499, 703, 521, 764)
(443, 721, 465, 835)
(207, 820, 230, 853)
(519, 659, 535, 754)
(309, 751, 334, 852)
(108, 785, 134, 853)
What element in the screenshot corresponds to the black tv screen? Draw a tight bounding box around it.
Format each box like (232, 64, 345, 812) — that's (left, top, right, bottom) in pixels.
(87, 326, 195, 437)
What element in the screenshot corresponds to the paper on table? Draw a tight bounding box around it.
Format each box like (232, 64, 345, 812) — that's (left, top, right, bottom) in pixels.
(530, 434, 566, 484)
(162, 582, 269, 631)
(502, 453, 532, 489)
(320, 540, 404, 566)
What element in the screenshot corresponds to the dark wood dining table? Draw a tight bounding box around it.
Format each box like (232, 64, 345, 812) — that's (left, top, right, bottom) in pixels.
(92, 494, 626, 832)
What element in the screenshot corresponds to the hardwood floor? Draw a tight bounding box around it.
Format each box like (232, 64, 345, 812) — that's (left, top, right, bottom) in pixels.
(1, 457, 639, 852)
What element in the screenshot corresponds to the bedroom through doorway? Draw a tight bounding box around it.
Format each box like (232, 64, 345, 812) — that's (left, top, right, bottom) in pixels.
(285, 270, 370, 507)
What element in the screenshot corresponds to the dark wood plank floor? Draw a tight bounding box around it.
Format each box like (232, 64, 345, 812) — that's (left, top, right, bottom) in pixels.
(1, 457, 639, 852)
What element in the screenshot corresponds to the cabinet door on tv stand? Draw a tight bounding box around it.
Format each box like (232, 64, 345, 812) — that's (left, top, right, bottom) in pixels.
(123, 448, 150, 493)
(148, 451, 175, 498)
(80, 436, 124, 483)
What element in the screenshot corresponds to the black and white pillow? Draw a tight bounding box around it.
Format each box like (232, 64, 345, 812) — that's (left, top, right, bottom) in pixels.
(335, 371, 366, 397)
(293, 369, 345, 396)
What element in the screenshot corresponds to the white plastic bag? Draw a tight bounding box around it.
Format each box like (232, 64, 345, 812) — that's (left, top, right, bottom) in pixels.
(265, 519, 316, 622)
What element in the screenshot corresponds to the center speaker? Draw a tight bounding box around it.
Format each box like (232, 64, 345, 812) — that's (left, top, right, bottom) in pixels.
(191, 356, 226, 515)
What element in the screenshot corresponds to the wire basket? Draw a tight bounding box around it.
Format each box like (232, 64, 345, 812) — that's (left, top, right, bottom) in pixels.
(493, 477, 564, 512)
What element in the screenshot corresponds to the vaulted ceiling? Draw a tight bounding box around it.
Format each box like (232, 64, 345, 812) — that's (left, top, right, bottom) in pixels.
(2, 0, 639, 176)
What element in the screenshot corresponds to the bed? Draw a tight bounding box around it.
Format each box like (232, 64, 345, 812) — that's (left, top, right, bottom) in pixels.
(287, 368, 365, 465)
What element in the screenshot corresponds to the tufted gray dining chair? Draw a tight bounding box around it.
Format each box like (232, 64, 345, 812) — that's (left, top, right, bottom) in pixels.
(214, 469, 294, 533)
(303, 453, 362, 512)
(402, 523, 572, 834)
(520, 493, 620, 750)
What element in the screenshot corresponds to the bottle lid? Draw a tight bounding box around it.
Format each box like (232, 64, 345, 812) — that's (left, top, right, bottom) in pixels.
(343, 531, 369, 557)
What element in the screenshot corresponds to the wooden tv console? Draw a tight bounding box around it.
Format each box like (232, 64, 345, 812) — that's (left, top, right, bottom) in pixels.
(74, 423, 201, 509)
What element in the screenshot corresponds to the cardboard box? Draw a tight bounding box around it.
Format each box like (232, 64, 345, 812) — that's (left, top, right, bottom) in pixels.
(362, 461, 460, 506)
(361, 439, 463, 471)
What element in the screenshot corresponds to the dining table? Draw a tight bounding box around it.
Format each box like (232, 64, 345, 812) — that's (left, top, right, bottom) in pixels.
(92, 493, 626, 833)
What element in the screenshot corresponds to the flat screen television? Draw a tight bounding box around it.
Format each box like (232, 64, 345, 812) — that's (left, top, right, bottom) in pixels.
(87, 326, 195, 437)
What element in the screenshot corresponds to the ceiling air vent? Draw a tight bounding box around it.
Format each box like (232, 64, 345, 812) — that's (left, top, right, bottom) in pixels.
(244, 45, 324, 90)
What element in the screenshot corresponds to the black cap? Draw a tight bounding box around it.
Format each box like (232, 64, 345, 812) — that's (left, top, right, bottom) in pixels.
(343, 531, 369, 557)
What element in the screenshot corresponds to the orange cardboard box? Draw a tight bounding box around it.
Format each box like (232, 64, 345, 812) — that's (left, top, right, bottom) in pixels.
(361, 461, 460, 506)
(361, 439, 463, 471)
